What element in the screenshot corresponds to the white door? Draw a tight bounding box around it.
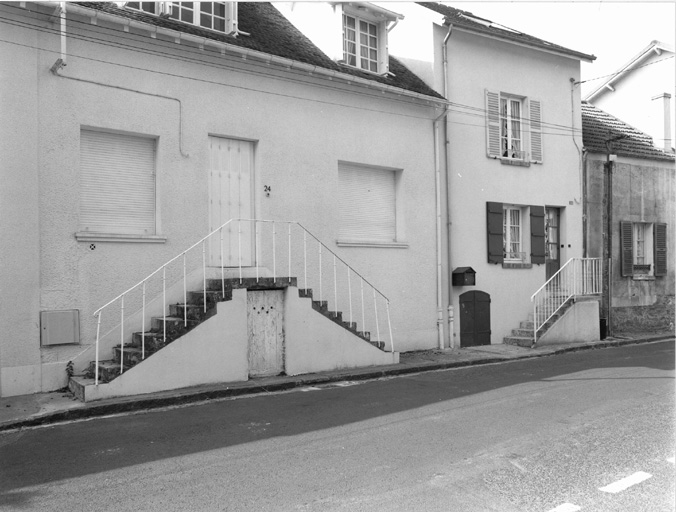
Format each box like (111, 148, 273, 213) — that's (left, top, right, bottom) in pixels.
(209, 136, 254, 267)
(248, 290, 284, 377)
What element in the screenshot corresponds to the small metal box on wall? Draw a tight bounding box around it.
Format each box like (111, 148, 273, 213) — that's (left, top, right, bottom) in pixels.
(452, 267, 476, 287)
(40, 310, 80, 346)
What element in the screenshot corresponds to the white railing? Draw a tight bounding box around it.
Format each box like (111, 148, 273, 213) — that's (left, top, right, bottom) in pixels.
(92, 219, 394, 385)
(530, 257, 602, 344)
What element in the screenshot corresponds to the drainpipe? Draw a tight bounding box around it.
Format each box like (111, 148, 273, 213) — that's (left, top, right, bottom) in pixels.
(434, 107, 449, 350)
(582, 148, 588, 258)
(442, 23, 454, 348)
(49, 2, 67, 73)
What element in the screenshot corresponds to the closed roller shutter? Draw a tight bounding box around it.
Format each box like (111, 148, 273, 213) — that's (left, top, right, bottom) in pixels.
(80, 130, 156, 235)
(339, 163, 396, 243)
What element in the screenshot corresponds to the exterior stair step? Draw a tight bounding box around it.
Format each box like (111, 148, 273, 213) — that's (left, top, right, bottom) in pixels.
(114, 345, 145, 368)
(503, 336, 534, 348)
(85, 359, 130, 383)
(187, 289, 231, 306)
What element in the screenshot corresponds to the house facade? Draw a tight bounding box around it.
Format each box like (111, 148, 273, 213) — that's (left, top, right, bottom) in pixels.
(584, 41, 675, 152)
(582, 102, 675, 334)
(382, 3, 597, 346)
(0, 1, 447, 398)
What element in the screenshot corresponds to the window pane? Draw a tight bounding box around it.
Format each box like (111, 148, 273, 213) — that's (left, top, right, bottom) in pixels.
(201, 2, 212, 13)
(214, 17, 225, 32)
(201, 12, 211, 28)
(214, 2, 225, 16)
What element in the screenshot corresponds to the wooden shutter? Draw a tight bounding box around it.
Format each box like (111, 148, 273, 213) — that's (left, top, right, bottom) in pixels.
(654, 223, 667, 276)
(486, 202, 503, 264)
(485, 90, 501, 158)
(530, 205, 545, 264)
(80, 130, 156, 235)
(620, 221, 634, 277)
(529, 99, 543, 163)
(338, 163, 396, 243)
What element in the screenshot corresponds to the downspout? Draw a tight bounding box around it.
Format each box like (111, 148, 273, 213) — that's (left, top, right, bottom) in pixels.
(442, 23, 454, 348)
(50, 2, 67, 73)
(434, 107, 449, 350)
(582, 148, 588, 257)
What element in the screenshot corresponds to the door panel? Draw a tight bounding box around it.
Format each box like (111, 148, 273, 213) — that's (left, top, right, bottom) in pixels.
(459, 291, 491, 347)
(248, 290, 284, 377)
(209, 137, 254, 267)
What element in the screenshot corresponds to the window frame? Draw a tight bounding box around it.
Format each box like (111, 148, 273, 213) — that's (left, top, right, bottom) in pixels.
(620, 221, 667, 278)
(125, 2, 238, 35)
(336, 161, 407, 248)
(487, 202, 545, 267)
(339, 4, 395, 76)
(500, 96, 524, 161)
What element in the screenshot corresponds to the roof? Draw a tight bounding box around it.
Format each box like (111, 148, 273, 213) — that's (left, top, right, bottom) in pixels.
(584, 40, 675, 102)
(418, 2, 595, 63)
(74, 2, 443, 100)
(581, 102, 675, 162)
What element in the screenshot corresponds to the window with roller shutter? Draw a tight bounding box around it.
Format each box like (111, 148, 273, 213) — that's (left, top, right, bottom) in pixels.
(78, 129, 157, 237)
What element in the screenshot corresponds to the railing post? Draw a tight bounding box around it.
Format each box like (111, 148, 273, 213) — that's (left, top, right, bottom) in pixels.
(95, 311, 101, 386)
(333, 255, 337, 315)
(288, 223, 291, 283)
(220, 226, 225, 297)
(303, 229, 307, 290)
(120, 295, 125, 375)
(360, 277, 365, 335)
(202, 241, 207, 313)
(238, 219, 242, 284)
(142, 281, 146, 360)
(255, 220, 260, 282)
(386, 300, 394, 352)
(273, 221, 277, 283)
(183, 253, 187, 326)
(347, 267, 353, 326)
(318, 242, 322, 303)
(373, 288, 381, 343)
(163, 267, 166, 344)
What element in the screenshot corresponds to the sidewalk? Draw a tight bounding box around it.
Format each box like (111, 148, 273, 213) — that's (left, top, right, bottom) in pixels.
(1, 333, 672, 432)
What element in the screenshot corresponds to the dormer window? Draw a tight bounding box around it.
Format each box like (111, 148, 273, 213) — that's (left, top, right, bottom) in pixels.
(338, 3, 402, 76)
(126, 2, 237, 35)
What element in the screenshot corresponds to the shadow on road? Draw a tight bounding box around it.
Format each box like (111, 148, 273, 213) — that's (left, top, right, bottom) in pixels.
(0, 340, 673, 502)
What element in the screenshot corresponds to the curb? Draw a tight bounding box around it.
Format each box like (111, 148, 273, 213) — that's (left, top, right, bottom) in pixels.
(1, 336, 672, 433)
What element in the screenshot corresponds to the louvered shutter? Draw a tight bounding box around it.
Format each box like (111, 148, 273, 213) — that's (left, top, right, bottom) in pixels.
(485, 90, 501, 158)
(486, 201, 503, 264)
(80, 130, 156, 235)
(620, 221, 634, 277)
(654, 223, 667, 276)
(338, 163, 396, 243)
(530, 205, 545, 264)
(529, 99, 543, 163)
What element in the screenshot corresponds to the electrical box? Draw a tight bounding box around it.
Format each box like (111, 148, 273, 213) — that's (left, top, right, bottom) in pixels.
(452, 267, 476, 287)
(40, 310, 80, 346)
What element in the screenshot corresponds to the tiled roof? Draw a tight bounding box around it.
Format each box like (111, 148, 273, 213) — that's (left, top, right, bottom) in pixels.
(581, 102, 675, 162)
(74, 2, 443, 100)
(418, 2, 595, 62)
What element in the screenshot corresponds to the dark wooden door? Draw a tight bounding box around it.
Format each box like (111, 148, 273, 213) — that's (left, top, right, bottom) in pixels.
(545, 207, 560, 280)
(459, 291, 491, 347)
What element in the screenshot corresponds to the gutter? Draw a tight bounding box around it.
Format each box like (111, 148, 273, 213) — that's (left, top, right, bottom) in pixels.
(35, 2, 446, 107)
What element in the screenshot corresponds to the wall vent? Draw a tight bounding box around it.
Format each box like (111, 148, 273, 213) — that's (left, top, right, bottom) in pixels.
(40, 310, 80, 346)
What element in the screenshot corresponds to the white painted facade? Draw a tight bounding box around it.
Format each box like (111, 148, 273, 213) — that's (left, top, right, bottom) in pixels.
(0, 3, 444, 397)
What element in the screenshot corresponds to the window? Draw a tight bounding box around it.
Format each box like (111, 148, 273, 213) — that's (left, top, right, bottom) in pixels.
(487, 202, 545, 267)
(486, 90, 543, 164)
(338, 4, 401, 76)
(77, 130, 159, 240)
(126, 2, 237, 34)
(343, 14, 379, 73)
(620, 221, 667, 277)
(338, 162, 403, 246)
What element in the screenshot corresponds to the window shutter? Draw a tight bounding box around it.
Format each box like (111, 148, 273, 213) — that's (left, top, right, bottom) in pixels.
(620, 221, 634, 277)
(529, 99, 543, 163)
(654, 223, 667, 276)
(80, 130, 156, 235)
(485, 90, 501, 158)
(339, 163, 396, 243)
(530, 205, 545, 264)
(486, 202, 503, 264)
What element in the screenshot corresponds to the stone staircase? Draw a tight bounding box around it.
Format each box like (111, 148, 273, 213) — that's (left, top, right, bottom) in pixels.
(503, 297, 575, 348)
(81, 276, 385, 385)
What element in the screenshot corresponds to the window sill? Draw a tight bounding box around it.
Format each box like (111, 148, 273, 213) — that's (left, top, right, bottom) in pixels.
(336, 62, 387, 78)
(75, 232, 167, 243)
(502, 261, 532, 269)
(631, 274, 655, 281)
(500, 158, 531, 167)
(337, 240, 408, 249)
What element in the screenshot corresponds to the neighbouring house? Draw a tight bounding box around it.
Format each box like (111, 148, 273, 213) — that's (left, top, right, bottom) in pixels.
(584, 40, 675, 153)
(0, 1, 449, 399)
(581, 102, 675, 335)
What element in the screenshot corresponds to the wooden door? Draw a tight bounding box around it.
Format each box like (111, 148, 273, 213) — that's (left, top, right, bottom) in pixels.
(247, 290, 284, 377)
(545, 207, 560, 280)
(209, 136, 254, 267)
(459, 291, 491, 347)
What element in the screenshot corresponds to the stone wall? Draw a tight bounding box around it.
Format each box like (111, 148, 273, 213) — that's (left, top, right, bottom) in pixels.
(612, 295, 675, 333)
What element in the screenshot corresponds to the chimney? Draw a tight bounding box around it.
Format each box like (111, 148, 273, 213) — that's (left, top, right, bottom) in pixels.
(651, 92, 672, 151)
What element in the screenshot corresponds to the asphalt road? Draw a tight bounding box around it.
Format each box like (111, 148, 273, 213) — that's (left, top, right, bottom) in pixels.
(1, 341, 673, 512)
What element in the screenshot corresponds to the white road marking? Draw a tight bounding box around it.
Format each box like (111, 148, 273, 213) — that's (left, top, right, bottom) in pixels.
(599, 471, 652, 493)
(547, 503, 581, 512)
(299, 387, 320, 392)
(667, 457, 675, 464)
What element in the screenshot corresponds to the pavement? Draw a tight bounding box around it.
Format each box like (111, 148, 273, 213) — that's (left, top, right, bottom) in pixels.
(1, 332, 673, 433)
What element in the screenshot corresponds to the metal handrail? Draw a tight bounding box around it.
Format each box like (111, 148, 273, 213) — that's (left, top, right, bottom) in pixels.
(530, 257, 602, 344)
(92, 218, 394, 385)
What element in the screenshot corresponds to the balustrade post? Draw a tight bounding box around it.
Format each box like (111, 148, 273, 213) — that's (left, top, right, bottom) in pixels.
(347, 267, 353, 326)
(120, 295, 125, 375)
(142, 281, 146, 360)
(95, 312, 101, 386)
(303, 229, 307, 290)
(288, 223, 292, 283)
(273, 221, 277, 282)
(202, 241, 207, 313)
